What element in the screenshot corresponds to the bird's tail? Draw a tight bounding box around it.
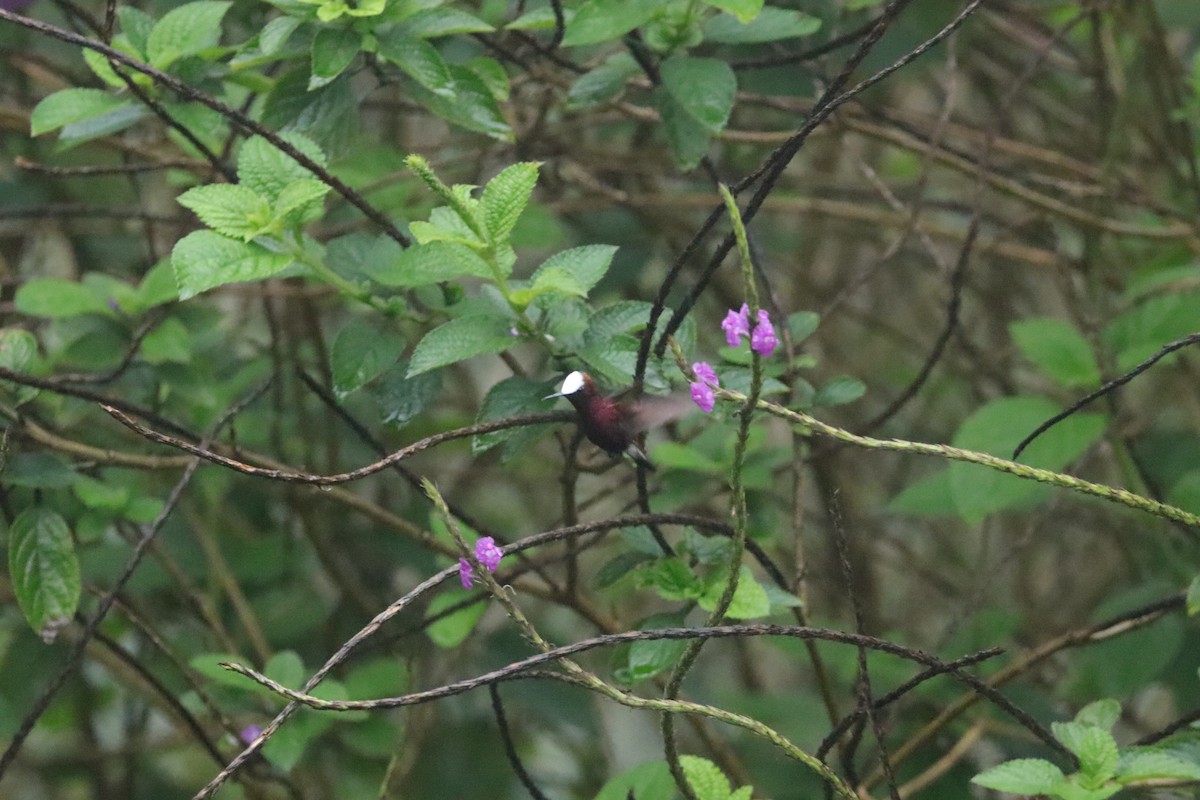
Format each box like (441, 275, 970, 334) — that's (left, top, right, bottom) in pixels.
(625, 443, 656, 471)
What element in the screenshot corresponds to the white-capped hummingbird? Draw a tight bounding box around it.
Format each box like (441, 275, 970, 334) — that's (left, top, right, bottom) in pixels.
(545, 371, 691, 471)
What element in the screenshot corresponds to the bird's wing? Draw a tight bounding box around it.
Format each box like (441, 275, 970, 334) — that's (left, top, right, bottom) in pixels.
(628, 392, 696, 433)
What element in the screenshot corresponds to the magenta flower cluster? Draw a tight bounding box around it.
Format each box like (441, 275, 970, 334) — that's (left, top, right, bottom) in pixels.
(458, 536, 504, 588)
(721, 303, 777, 356)
(691, 305, 779, 413)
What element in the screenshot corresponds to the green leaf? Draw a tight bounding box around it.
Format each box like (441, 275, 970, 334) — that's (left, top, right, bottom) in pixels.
(7, 508, 81, 643)
(177, 184, 273, 241)
(373, 360, 443, 427)
(377, 37, 455, 97)
(614, 612, 687, 685)
(141, 316, 192, 364)
(593, 760, 675, 800)
(972, 759, 1065, 794)
(507, 5, 574, 31)
(30, 88, 127, 136)
(813, 375, 865, 407)
(464, 57, 509, 103)
(680, 755, 731, 800)
(701, 0, 763, 24)
(407, 314, 515, 376)
(118, 6, 155, 57)
(699, 566, 771, 620)
(3, 452, 78, 488)
(309, 26, 361, 90)
(259, 15, 300, 55)
(641, 558, 703, 601)
(481, 162, 540, 244)
(411, 65, 512, 141)
(651, 442, 724, 474)
(73, 475, 132, 512)
(530, 245, 616, 297)
(660, 56, 736, 134)
(947, 396, 1106, 523)
(658, 88, 711, 171)
(331, 318, 406, 398)
(145, 1, 232, 70)
(472, 377, 557, 455)
(172, 231, 293, 300)
(566, 53, 640, 110)
(1116, 747, 1200, 782)
(366, 240, 493, 287)
(704, 6, 820, 43)
(273, 179, 330, 226)
(1075, 699, 1121, 731)
(1054, 722, 1118, 787)
(399, 7, 494, 37)
(14, 278, 111, 318)
(1011, 317, 1101, 389)
(562, 0, 669, 46)
(0, 329, 37, 373)
(237, 133, 328, 203)
(59, 103, 147, 144)
(594, 550, 656, 590)
(1188, 574, 1200, 616)
(586, 301, 653, 343)
(425, 589, 485, 648)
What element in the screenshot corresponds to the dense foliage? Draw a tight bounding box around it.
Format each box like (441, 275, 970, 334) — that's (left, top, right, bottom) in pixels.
(2, 0, 1200, 797)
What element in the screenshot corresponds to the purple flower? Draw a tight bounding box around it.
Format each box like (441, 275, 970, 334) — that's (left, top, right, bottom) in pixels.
(721, 304, 750, 348)
(239, 725, 263, 745)
(750, 309, 777, 357)
(475, 537, 503, 572)
(459, 537, 504, 588)
(690, 360, 718, 413)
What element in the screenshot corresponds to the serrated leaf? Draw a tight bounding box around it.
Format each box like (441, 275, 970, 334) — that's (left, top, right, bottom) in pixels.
(660, 56, 736, 134)
(400, 6, 494, 37)
(562, 0, 669, 46)
(566, 52, 640, 110)
(274, 178, 330, 226)
(704, 6, 820, 43)
(1117, 747, 1200, 782)
(642, 558, 703, 601)
(472, 377, 557, 455)
(118, 6, 155, 56)
(680, 755, 731, 800)
(972, 759, 1065, 793)
(14, 278, 111, 318)
(237, 133, 327, 203)
(481, 162, 540, 244)
(407, 314, 515, 376)
(1075, 699, 1121, 731)
(366, 241, 493, 287)
(1052, 723, 1118, 787)
(30, 88, 127, 136)
(593, 551, 656, 590)
(177, 184, 272, 241)
(8, 508, 80, 644)
(172, 231, 293, 300)
(531, 245, 616, 297)
(1011, 317, 1101, 389)
(585, 301, 653, 344)
(411, 65, 512, 141)
(331, 318, 406, 398)
(377, 36, 454, 97)
(145, 1, 232, 70)
(373, 360, 443, 427)
(425, 589, 485, 648)
(309, 26, 360, 90)
(699, 566, 771, 620)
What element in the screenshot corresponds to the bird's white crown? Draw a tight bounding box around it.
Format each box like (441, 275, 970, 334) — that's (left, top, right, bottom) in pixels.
(559, 371, 585, 395)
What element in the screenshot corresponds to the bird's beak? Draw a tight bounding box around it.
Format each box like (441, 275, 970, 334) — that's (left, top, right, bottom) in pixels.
(543, 391, 563, 400)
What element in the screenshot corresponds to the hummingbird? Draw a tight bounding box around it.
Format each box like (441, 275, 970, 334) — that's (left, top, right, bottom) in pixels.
(545, 371, 691, 471)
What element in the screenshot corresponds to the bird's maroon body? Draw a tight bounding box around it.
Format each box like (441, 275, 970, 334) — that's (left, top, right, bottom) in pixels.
(547, 371, 691, 470)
